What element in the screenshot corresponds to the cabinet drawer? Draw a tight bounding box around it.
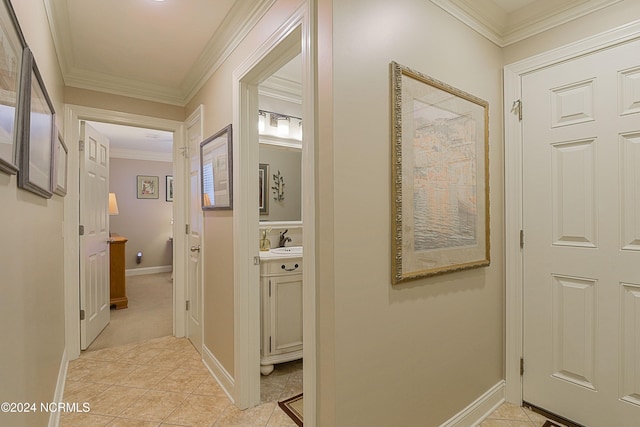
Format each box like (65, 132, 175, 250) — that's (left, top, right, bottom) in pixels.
(262, 259, 302, 275)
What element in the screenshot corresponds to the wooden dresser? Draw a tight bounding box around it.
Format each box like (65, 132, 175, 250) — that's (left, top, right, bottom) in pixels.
(109, 235, 128, 309)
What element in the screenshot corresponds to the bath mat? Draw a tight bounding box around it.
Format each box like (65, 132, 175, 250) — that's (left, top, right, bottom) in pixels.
(278, 393, 303, 426)
(543, 421, 563, 427)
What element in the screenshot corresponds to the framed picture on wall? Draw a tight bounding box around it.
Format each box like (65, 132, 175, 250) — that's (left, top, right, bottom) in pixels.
(390, 61, 490, 283)
(53, 131, 68, 196)
(259, 163, 269, 215)
(166, 175, 173, 202)
(200, 124, 232, 210)
(137, 175, 159, 199)
(17, 48, 56, 199)
(0, 0, 28, 175)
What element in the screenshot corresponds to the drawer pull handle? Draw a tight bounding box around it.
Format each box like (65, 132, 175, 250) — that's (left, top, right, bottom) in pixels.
(281, 263, 299, 272)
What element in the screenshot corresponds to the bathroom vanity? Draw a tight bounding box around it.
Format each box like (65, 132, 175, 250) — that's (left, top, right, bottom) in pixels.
(259, 247, 303, 375)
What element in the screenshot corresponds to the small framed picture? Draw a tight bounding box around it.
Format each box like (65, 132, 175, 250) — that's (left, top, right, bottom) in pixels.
(200, 124, 232, 210)
(137, 175, 159, 199)
(166, 175, 173, 202)
(259, 163, 269, 215)
(53, 131, 68, 196)
(17, 48, 56, 199)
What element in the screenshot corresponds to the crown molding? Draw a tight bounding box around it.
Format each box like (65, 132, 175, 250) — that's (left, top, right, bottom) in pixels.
(110, 148, 173, 162)
(259, 75, 302, 104)
(431, 0, 622, 47)
(64, 67, 187, 106)
(182, 0, 277, 103)
(45, 0, 276, 106)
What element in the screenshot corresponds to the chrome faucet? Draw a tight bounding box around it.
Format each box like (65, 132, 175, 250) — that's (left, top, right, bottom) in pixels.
(278, 229, 292, 247)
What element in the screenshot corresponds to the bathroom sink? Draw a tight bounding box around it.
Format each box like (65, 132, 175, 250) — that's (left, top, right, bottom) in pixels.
(271, 246, 303, 255)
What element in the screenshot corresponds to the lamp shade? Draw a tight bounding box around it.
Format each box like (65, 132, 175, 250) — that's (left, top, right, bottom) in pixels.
(108, 193, 119, 215)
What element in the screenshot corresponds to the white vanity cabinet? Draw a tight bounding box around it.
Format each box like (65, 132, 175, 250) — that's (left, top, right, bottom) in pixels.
(260, 256, 303, 375)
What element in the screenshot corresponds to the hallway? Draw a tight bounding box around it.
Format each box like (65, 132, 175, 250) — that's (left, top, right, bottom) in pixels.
(60, 334, 566, 427)
(61, 336, 298, 426)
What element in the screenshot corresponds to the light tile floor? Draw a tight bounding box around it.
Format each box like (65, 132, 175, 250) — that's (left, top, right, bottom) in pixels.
(481, 402, 567, 427)
(61, 336, 562, 427)
(60, 336, 300, 426)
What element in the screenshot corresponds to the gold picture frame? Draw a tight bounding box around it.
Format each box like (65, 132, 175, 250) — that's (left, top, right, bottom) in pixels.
(391, 61, 490, 284)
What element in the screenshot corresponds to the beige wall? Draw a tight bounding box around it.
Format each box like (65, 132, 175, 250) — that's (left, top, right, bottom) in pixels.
(318, 0, 505, 425)
(0, 1, 66, 426)
(109, 158, 174, 271)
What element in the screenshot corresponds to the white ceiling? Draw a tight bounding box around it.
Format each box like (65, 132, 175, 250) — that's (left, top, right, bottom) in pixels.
(44, 0, 617, 154)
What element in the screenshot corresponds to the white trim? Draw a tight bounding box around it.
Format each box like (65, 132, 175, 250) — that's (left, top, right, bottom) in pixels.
(63, 105, 186, 360)
(259, 135, 302, 149)
(232, 3, 316, 424)
(440, 381, 505, 427)
(110, 148, 173, 162)
(202, 344, 235, 403)
(431, 0, 622, 47)
(503, 20, 640, 404)
(48, 349, 68, 427)
(125, 265, 173, 276)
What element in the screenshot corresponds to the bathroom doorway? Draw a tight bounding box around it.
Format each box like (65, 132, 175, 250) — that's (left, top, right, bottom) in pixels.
(257, 52, 304, 403)
(232, 6, 316, 422)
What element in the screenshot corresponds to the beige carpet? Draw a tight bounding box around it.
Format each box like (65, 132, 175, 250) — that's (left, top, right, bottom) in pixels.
(86, 272, 173, 352)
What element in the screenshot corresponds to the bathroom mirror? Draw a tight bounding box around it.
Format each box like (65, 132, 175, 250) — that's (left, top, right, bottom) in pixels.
(258, 54, 302, 223)
(259, 143, 301, 222)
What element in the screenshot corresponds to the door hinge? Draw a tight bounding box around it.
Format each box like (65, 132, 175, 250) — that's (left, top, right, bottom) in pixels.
(179, 146, 188, 158)
(185, 300, 190, 311)
(80, 310, 85, 320)
(520, 230, 524, 249)
(512, 99, 522, 121)
(185, 224, 190, 235)
(79, 225, 85, 236)
(520, 357, 525, 376)
(79, 139, 85, 151)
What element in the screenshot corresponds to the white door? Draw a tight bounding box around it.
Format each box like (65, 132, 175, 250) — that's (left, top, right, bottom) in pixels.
(522, 39, 640, 426)
(79, 122, 111, 350)
(186, 108, 203, 354)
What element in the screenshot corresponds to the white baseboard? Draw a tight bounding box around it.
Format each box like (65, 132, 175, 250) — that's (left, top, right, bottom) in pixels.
(126, 265, 172, 276)
(440, 380, 506, 427)
(48, 349, 68, 427)
(202, 344, 235, 403)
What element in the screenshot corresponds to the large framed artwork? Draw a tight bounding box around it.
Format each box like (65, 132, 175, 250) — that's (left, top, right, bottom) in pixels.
(0, 0, 28, 175)
(391, 61, 490, 284)
(200, 124, 232, 210)
(17, 48, 55, 199)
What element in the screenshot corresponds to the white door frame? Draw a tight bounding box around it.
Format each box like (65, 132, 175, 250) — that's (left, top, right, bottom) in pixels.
(503, 20, 640, 404)
(63, 104, 186, 360)
(232, 2, 316, 423)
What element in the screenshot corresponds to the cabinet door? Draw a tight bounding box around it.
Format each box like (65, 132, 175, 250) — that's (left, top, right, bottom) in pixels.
(269, 274, 303, 355)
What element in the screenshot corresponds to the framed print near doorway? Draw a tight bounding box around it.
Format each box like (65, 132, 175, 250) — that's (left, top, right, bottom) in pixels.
(390, 61, 490, 283)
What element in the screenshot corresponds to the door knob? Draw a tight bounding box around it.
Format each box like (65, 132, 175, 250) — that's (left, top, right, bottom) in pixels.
(190, 245, 201, 253)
